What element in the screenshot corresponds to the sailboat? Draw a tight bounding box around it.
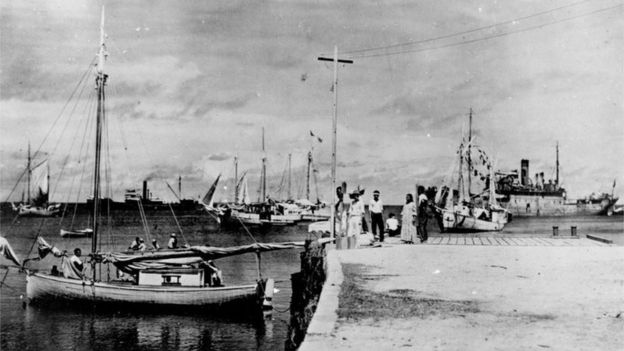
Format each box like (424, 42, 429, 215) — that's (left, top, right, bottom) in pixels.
(227, 129, 301, 226)
(11, 145, 61, 217)
(24, 6, 294, 311)
(434, 109, 510, 232)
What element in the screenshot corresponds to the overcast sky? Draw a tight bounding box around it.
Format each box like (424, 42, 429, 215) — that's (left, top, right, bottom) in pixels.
(1, 0, 622, 204)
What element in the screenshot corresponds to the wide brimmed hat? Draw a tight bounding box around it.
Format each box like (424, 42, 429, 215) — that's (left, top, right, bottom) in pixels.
(170, 233, 177, 237)
(349, 186, 365, 197)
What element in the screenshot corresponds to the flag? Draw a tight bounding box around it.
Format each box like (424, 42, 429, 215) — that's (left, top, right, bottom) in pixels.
(309, 131, 323, 143)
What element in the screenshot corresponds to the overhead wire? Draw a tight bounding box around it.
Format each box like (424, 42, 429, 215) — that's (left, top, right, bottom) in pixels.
(339, 0, 596, 56)
(350, 3, 622, 59)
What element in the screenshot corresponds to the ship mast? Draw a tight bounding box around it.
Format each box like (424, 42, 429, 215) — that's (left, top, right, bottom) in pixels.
(287, 153, 292, 201)
(555, 141, 559, 187)
(92, 5, 107, 256)
(261, 127, 266, 202)
(306, 151, 312, 200)
(27, 142, 31, 203)
(467, 108, 472, 199)
(234, 156, 238, 203)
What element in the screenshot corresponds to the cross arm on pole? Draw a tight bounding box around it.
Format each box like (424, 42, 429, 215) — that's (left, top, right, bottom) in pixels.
(317, 57, 354, 64)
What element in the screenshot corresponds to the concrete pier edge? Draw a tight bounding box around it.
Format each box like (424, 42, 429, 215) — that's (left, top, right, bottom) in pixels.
(299, 247, 342, 350)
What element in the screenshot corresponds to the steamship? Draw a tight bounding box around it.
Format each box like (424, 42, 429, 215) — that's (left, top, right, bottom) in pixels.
(494, 144, 618, 217)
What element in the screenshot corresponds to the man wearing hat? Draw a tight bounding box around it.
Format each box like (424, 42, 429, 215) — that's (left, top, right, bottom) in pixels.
(369, 190, 384, 242)
(168, 233, 178, 249)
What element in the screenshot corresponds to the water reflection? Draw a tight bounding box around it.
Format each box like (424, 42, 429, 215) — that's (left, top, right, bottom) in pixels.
(22, 304, 274, 351)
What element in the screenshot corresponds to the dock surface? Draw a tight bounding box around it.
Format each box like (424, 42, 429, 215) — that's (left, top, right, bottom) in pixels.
(300, 237, 624, 350)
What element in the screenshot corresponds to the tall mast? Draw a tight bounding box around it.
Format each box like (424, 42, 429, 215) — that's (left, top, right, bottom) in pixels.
(458, 142, 464, 203)
(27, 142, 31, 203)
(287, 153, 292, 200)
(261, 127, 266, 202)
(555, 141, 559, 187)
(467, 108, 472, 198)
(234, 156, 238, 203)
(306, 151, 312, 200)
(178, 175, 182, 199)
(92, 5, 107, 255)
(47, 161, 50, 204)
(317, 46, 353, 240)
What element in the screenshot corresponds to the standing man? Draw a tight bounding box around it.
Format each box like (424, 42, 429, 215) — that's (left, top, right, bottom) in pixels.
(369, 190, 384, 242)
(417, 186, 429, 243)
(168, 233, 178, 249)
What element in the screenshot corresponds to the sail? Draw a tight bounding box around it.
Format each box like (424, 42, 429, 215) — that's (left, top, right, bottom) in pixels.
(30, 159, 49, 206)
(201, 174, 221, 207)
(0, 236, 21, 266)
(236, 172, 250, 204)
(103, 241, 305, 274)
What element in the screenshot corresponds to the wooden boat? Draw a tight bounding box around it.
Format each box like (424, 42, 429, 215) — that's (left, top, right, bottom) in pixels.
(435, 109, 510, 233)
(11, 144, 60, 217)
(26, 240, 300, 310)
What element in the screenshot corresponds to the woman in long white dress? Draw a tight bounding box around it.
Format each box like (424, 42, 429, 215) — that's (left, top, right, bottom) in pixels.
(400, 193, 417, 243)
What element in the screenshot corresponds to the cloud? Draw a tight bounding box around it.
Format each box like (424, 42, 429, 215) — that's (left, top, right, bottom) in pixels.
(207, 153, 231, 161)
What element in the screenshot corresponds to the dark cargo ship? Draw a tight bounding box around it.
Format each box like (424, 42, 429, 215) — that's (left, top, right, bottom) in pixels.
(495, 144, 618, 217)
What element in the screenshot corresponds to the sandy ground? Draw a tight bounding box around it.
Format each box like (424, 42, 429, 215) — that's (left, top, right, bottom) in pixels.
(300, 241, 624, 350)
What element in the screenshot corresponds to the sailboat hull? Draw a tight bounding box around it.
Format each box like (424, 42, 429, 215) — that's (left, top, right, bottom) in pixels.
(442, 209, 505, 232)
(26, 272, 268, 310)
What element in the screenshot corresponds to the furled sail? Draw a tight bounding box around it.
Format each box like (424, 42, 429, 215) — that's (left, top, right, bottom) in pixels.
(103, 241, 305, 274)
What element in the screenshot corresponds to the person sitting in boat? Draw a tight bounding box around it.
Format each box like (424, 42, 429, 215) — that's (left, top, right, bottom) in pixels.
(168, 233, 178, 249)
(200, 260, 223, 287)
(62, 248, 84, 279)
(151, 239, 160, 251)
(137, 238, 147, 252)
(129, 237, 140, 250)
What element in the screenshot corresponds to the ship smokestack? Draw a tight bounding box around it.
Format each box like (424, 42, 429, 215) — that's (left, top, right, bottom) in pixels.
(143, 180, 148, 200)
(540, 172, 545, 189)
(521, 159, 529, 186)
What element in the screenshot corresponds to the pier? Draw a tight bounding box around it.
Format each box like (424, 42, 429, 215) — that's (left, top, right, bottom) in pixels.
(299, 236, 624, 350)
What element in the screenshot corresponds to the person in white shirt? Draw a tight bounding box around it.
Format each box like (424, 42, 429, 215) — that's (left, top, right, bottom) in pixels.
(385, 213, 399, 237)
(137, 238, 147, 252)
(68, 248, 84, 279)
(168, 233, 178, 249)
(417, 186, 429, 242)
(347, 189, 365, 237)
(369, 190, 384, 242)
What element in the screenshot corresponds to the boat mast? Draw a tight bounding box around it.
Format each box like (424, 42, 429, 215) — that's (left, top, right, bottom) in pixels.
(261, 127, 266, 202)
(234, 156, 238, 203)
(467, 108, 472, 199)
(287, 153, 292, 200)
(47, 161, 50, 204)
(27, 142, 31, 203)
(555, 141, 559, 187)
(92, 6, 107, 256)
(458, 142, 464, 203)
(306, 151, 312, 200)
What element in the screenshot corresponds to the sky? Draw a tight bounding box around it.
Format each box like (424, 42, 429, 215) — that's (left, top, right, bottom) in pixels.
(1, 0, 622, 205)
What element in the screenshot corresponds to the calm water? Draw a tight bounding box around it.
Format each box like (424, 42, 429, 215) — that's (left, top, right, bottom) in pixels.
(1, 211, 622, 350)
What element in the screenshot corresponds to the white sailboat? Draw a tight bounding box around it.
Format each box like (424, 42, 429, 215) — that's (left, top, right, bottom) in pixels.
(24, 6, 291, 311)
(435, 109, 510, 232)
(11, 145, 61, 217)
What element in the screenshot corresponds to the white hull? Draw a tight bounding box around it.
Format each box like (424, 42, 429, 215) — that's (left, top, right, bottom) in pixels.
(230, 210, 297, 225)
(442, 209, 506, 232)
(27, 272, 268, 308)
(16, 205, 60, 217)
(60, 229, 93, 238)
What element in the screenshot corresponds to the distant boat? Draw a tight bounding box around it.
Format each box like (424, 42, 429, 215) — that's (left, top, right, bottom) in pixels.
(23, 7, 289, 312)
(494, 143, 618, 217)
(11, 144, 60, 217)
(435, 109, 510, 232)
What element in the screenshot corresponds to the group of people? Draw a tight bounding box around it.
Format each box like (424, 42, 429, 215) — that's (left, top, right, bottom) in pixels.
(336, 185, 430, 244)
(128, 233, 179, 251)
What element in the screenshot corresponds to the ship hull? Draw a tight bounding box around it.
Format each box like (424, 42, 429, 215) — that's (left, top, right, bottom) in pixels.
(500, 194, 617, 217)
(26, 272, 269, 310)
(441, 209, 505, 232)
